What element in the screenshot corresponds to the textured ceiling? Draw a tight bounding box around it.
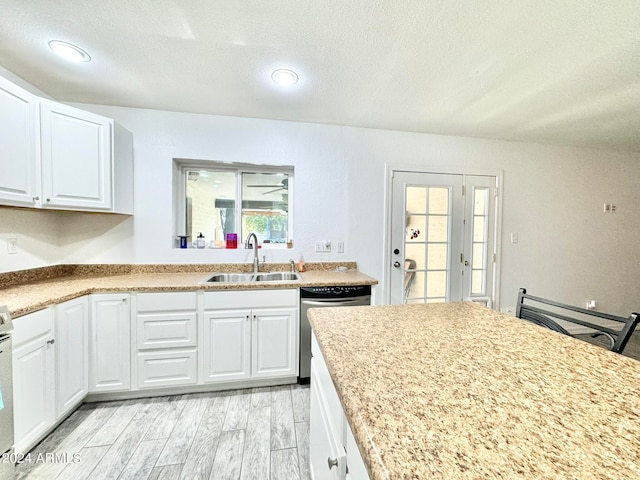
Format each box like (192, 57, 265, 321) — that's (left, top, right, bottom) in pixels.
(1, 1, 639, 151)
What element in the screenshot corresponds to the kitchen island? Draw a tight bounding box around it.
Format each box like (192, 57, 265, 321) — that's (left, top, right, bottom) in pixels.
(308, 302, 640, 480)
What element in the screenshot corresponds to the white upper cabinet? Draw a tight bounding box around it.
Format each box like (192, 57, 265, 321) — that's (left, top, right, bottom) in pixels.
(0, 76, 38, 207)
(0, 74, 133, 213)
(40, 100, 112, 210)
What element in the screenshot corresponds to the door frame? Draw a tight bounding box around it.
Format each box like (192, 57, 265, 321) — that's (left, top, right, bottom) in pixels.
(382, 164, 505, 309)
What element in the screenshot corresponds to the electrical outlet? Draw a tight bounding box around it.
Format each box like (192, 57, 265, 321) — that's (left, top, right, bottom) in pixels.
(337, 241, 344, 253)
(315, 240, 331, 252)
(7, 238, 18, 254)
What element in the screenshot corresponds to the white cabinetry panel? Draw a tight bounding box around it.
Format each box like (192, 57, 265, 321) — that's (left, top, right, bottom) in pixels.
(202, 309, 251, 382)
(136, 312, 197, 350)
(12, 308, 56, 455)
(137, 349, 197, 388)
(89, 294, 131, 393)
(202, 290, 298, 384)
(310, 332, 369, 480)
(134, 291, 199, 389)
(0, 73, 133, 213)
(310, 361, 346, 480)
(40, 100, 112, 210)
(55, 297, 89, 419)
(252, 308, 297, 378)
(0, 76, 38, 206)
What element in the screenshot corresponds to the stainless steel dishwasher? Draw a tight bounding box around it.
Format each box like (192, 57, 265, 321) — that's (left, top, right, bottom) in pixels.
(299, 285, 371, 382)
(0, 306, 14, 465)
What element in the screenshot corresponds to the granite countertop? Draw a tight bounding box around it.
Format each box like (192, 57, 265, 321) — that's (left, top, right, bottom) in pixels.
(309, 302, 640, 480)
(0, 263, 377, 317)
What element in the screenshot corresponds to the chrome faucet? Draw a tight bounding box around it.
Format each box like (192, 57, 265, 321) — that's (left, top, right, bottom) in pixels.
(245, 233, 260, 272)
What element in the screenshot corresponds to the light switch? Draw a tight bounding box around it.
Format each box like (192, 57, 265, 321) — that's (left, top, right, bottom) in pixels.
(7, 238, 18, 254)
(510, 232, 518, 244)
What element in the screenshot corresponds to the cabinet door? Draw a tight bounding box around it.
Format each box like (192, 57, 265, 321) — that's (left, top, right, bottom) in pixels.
(202, 309, 251, 383)
(40, 100, 112, 211)
(345, 421, 370, 480)
(310, 360, 347, 480)
(55, 297, 89, 418)
(0, 76, 38, 207)
(252, 307, 297, 378)
(12, 309, 56, 455)
(89, 294, 131, 393)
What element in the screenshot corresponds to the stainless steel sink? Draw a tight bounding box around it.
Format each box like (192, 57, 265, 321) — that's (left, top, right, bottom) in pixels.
(199, 272, 301, 284)
(200, 273, 256, 283)
(254, 272, 301, 282)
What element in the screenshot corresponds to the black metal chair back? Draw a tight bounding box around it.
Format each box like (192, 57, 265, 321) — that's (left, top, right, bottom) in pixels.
(515, 288, 639, 354)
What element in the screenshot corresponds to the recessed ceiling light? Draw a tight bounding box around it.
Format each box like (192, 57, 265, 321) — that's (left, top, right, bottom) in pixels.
(271, 69, 299, 86)
(48, 40, 91, 63)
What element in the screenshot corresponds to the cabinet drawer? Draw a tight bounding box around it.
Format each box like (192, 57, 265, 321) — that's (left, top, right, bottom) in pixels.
(137, 349, 197, 389)
(13, 309, 54, 347)
(137, 312, 197, 349)
(136, 292, 197, 312)
(203, 289, 297, 310)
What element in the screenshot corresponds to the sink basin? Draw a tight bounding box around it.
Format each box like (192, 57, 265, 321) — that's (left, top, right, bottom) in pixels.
(199, 272, 301, 284)
(200, 273, 256, 283)
(254, 272, 301, 282)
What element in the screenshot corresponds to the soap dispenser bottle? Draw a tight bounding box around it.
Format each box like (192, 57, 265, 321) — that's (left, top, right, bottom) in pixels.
(298, 255, 306, 272)
(196, 232, 206, 248)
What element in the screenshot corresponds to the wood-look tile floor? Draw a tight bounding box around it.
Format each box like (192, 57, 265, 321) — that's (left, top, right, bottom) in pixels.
(14, 384, 310, 480)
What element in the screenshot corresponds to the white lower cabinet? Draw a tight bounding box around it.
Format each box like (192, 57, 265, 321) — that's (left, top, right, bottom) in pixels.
(12, 308, 56, 455)
(252, 308, 297, 378)
(134, 292, 198, 389)
(11, 287, 300, 454)
(202, 289, 298, 383)
(202, 309, 251, 382)
(310, 332, 369, 480)
(55, 297, 89, 419)
(89, 293, 131, 393)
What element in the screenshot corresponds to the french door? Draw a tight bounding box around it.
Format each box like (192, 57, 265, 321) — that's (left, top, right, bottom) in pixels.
(389, 171, 498, 306)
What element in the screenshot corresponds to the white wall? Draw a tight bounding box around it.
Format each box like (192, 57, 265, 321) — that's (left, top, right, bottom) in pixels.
(0, 207, 62, 271)
(2, 91, 639, 316)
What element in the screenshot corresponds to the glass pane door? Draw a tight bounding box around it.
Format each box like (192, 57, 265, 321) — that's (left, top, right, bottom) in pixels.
(390, 172, 463, 305)
(404, 186, 452, 303)
(390, 171, 498, 306)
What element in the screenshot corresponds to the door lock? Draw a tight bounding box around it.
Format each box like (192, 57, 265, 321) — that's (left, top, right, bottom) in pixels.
(393, 261, 401, 268)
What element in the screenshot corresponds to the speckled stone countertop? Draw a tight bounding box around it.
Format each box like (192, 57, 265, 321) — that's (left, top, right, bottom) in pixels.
(0, 263, 377, 317)
(309, 302, 640, 480)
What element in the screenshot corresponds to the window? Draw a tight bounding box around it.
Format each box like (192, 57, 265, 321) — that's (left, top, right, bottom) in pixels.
(176, 160, 293, 248)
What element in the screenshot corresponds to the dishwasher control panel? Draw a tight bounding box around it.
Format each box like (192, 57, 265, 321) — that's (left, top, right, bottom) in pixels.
(300, 285, 371, 299)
